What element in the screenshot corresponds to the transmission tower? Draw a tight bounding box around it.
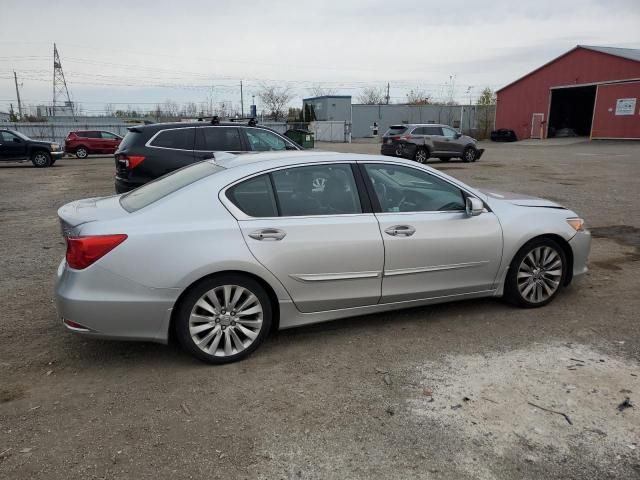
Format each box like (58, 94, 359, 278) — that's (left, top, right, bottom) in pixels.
(52, 43, 75, 119)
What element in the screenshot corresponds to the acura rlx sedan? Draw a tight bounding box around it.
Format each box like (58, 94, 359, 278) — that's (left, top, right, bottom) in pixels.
(55, 152, 591, 364)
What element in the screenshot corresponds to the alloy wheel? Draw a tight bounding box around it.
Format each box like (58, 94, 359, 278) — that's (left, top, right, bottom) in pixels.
(188, 284, 264, 357)
(516, 246, 563, 303)
(76, 148, 87, 159)
(33, 153, 48, 166)
(415, 149, 427, 163)
(464, 148, 476, 162)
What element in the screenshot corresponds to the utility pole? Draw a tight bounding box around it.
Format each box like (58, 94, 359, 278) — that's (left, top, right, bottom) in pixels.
(13, 71, 23, 119)
(9, 103, 15, 122)
(240, 80, 244, 117)
(386, 82, 390, 105)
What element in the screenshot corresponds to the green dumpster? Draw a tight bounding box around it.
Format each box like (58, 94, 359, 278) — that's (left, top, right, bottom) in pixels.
(284, 129, 314, 149)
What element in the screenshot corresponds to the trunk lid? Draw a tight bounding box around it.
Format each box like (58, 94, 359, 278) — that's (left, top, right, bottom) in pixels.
(58, 195, 128, 233)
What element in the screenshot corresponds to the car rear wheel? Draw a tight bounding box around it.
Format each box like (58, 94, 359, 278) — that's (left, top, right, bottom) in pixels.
(31, 151, 51, 168)
(462, 147, 477, 163)
(504, 238, 566, 308)
(414, 147, 429, 164)
(75, 147, 88, 159)
(175, 274, 272, 364)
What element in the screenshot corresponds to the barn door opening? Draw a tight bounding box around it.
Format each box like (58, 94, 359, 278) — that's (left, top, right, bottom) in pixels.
(531, 113, 544, 139)
(548, 85, 597, 137)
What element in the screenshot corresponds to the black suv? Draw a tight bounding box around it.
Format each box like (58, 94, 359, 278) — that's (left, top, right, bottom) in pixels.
(114, 119, 301, 193)
(0, 129, 64, 167)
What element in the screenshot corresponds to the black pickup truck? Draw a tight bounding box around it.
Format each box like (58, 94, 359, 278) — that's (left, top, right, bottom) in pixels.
(0, 129, 64, 167)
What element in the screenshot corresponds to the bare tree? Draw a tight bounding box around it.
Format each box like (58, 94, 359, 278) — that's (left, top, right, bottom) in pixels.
(104, 103, 114, 116)
(405, 88, 432, 105)
(357, 86, 386, 105)
(258, 84, 294, 121)
(307, 84, 337, 97)
(476, 87, 496, 139)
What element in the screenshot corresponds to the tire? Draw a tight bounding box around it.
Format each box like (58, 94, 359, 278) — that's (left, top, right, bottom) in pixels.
(504, 238, 567, 308)
(414, 147, 429, 164)
(175, 274, 273, 364)
(31, 151, 51, 168)
(462, 147, 477, 163)
(439, 157, 450, 162)
(75, 147, 88, 159)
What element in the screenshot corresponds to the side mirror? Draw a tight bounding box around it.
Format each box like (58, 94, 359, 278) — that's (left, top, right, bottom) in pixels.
(465, 197, 484, 217)
(454, 132, 462, 139)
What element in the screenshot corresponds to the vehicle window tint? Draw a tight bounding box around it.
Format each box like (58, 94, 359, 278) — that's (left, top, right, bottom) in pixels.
(0, 131, 18, 142)
(120, 161, 224, 212)
(411, 127, 425, 135)
(101, 132, 118, 139)
(364, 164, 465, 213)
(245, 128, 287, 151)
(150, 128, 195, 150)
(118, 131, 141, 151)
(227, 175, 278, 217)
(199, 127, 242, 151)
(81, 131, 100, 138)
(442, 127, 457, 138)
(423, 126, 443, 135)
(385, 126, 407, 136)
(272, 164, 361, 216)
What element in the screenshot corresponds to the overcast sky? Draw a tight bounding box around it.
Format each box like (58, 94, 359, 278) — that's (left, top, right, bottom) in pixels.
(1, 0, 639, 115)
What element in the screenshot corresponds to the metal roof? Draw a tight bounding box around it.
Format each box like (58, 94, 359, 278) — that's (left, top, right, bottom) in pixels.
(497, 45, 640, 93)
(579, 45, 640, 63)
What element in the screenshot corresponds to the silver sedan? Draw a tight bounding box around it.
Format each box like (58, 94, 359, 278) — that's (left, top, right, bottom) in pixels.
(55, 152, 591, 363)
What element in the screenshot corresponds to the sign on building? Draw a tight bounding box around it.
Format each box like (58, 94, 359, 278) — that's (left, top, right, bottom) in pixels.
(615, 98, 636, 116)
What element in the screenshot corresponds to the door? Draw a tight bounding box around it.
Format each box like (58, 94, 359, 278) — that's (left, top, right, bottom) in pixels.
(423, 126, 447, 154)
(531, 113, 544, 139)
(0, 131, 27, 159)
(226, 163, 384, 313)
(100, 131, 121, 153)
(440, 126, 462, 154)
(362, 162, 503, 302)
(195, 127, 244, 159)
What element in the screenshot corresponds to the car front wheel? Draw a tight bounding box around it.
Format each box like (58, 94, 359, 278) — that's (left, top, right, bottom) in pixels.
(31, 151, 51, 168)
(462, 147, 477, 163)
(175, 274, 272, 364)
(504, 238, 567, 308)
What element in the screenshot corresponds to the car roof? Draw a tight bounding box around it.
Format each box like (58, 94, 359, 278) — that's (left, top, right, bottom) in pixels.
(389, 123, 448, 128)
(132, 121, 276, 132)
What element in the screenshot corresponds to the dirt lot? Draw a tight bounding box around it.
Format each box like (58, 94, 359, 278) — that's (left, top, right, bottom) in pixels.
(0, 139, 639, 479)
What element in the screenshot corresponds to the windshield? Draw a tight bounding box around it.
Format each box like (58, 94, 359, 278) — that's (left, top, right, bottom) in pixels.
(384, 126, 407, 137)
(120, 161, 225, 212)
(12, 130, 31, 141)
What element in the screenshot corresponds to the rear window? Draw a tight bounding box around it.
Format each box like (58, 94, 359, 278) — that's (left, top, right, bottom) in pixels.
(118, 131, 142, 151)
(384, 126, 407, 136)
(119, 162, 225, 212)
(150, 128, 195, 150)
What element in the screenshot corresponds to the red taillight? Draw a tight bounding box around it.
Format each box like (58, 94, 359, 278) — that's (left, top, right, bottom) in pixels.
(66, 132, 77, 140)
(126, 155, 145, 169)
(65, 234, 127, 269)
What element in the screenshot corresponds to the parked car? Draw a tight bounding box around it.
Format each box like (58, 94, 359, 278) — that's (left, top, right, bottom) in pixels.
(381, 124, 484, 163)
(114, 118, 301, 193)
(0, 128, 63, 167)
(490, 129, 518, 142)
(64, 130, 122, 159)
(56, 151, 590, 364)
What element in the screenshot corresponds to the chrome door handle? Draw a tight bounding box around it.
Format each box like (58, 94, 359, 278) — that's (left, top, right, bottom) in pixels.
(248, 228, 286, 241)
(384, 225, 416, 237)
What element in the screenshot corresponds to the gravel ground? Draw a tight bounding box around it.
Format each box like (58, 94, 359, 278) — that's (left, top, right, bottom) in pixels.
(0, 140, 639, 479)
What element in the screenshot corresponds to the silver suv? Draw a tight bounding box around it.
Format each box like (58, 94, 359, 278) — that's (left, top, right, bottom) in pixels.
(381, 124, 484, 163)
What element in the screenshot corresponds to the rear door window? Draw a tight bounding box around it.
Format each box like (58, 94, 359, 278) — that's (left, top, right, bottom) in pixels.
(411, 127, 425, 135)
(423, 126, 443, 136)
(101, 132, 119, 139)
(196, 127, 243, 151)
(150, 128, 196, 150)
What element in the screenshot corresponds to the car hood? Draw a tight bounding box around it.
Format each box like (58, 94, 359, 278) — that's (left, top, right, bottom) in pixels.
(480, 190, 565, 209)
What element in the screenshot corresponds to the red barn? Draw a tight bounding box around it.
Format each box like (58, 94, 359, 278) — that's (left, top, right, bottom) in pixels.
(495, 45, 640, 140)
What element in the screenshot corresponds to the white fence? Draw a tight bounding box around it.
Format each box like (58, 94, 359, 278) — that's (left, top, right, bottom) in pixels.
(309, 121, 352, 143)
